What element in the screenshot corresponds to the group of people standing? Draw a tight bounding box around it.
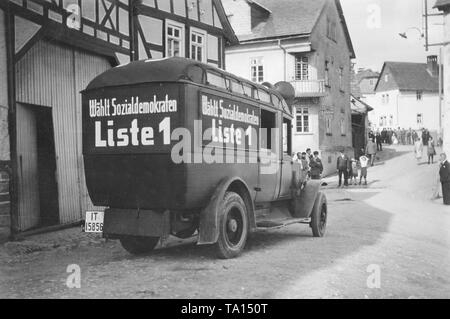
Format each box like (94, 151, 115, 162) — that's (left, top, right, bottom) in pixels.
(336, 149, 370, 188)
(372, 128, 442, 148)
(413, 128, 437, 165)
(293, 149, 324, 180)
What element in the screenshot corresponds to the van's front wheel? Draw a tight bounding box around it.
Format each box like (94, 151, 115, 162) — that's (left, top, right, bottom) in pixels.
(214, 192, 248, 259)
(310, 192, 327, 237)
(120, 236, 160, 255)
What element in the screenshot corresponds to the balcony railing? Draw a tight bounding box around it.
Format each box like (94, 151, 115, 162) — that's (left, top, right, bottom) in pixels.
(290, 79, 326, 97)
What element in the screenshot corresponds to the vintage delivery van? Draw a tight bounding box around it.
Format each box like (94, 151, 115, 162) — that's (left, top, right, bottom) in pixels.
(81, 57, 327, 259)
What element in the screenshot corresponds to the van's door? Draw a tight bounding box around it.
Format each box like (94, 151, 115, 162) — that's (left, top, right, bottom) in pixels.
(256, 108, 280, 203)
(278, 116, 293, 199)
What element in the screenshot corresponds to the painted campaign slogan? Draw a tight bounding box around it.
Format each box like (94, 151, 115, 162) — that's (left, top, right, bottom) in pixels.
(82, 84, 181, 154)
(201, 93, 260, 149)
(83, 87, 268, 166)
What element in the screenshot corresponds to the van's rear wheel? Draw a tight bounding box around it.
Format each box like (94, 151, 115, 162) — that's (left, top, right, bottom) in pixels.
(120, 236, 160, 255)
(310, 192, 327, 237)
(214, 192, 248, 259)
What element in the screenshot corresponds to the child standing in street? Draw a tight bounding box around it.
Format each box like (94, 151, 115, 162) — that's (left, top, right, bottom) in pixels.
(359, 150, 369, 186)
(350, 158, 359, 185)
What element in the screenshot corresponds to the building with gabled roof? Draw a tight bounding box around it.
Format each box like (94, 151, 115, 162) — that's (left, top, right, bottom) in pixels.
(0, 0, 237, 239)
(366, 56, 442, 135)
(223, 0, 356, 175)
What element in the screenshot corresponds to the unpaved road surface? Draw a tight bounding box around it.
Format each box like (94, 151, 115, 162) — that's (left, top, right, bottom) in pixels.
(1, 146, 449, 299)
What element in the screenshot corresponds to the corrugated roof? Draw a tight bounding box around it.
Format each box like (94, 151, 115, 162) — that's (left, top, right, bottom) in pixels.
(351, 94, 373, 114)
(376, 62, 439, 92)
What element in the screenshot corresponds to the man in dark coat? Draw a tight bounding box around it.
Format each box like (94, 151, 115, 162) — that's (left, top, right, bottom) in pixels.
(375, 132, 382, 151)
(336, 150, 350, 187)
(309, 151, 323, 180)
(439, 153, 450, 205)
(422, 129, 429, 146)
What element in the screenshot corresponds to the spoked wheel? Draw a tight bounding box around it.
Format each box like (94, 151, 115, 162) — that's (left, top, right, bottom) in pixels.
(120, 236, 160, 255)
(214, 192, 248, 259)
(310, 192, 327, 237)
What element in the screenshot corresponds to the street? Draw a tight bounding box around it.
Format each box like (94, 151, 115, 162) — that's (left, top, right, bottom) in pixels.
(0, 145, 449, 299)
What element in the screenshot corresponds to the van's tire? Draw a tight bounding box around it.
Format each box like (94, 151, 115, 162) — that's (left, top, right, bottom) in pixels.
(310, 192, 327, 237)
(214, 192, 249, 259)
(120, 236, 160, 255)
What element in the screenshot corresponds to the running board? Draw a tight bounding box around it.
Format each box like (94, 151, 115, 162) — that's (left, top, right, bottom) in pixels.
(256, 218, 311, 230)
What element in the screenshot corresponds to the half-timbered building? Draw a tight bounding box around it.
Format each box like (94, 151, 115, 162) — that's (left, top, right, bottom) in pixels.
(0, 0, 237, 239)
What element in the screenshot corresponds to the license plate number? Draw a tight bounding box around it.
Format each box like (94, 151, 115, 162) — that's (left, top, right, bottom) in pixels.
(84, 211, 104, 233)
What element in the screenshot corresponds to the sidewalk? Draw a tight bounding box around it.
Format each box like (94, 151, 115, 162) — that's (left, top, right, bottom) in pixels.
(2, 226, 106, 257)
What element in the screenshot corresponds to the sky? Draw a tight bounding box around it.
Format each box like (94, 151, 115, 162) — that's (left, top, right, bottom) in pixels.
(340, 0, 444, 71)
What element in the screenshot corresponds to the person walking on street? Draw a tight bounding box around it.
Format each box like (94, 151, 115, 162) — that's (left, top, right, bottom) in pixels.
(365, 139, 377, 166)
(439, 153, 450, 205)
(309, 151, 323, 180)
(414, 138, 423, 164)
(336, 150, 350, 187)
(427, 136, 436, 164)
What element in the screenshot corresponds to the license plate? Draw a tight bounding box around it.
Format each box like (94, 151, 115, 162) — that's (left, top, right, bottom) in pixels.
(83, 211, 104, 233)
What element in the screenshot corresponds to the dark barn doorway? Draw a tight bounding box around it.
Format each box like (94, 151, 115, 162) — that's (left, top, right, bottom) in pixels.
(17, 104, 59, 230)
(36, 108, 59, 227)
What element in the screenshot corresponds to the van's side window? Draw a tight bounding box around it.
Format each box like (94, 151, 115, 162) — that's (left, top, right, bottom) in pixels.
(242, 83, 253, 98)
(231, 80, 244, 95)
(207, 72, 227, 89)
(281, 99, 290, 113)
(259, 90, 271, 104)
(271, 94, 282, 110)
(283, 117, 292, 155)
(260, 109, 277, 152)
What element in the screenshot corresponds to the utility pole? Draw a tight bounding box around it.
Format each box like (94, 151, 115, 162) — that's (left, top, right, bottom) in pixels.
(435, 0, 450, 156)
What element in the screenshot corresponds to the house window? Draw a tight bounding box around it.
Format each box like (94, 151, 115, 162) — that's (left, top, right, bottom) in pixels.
(327, 17, 337, 41)
(166, 20, 184, 57)
(190, 28, 206, 62)
(389, 115, 393, 126)
(340, 117, 346, 136)
(296, 107, 310, 133)
(386, 94, 389, 104)
(339, 67, 344, 91)
(325, 61, 330, 87)
(384, 74, 389, 82)
(295, 56, 309, 80)
(417, 113, 423, 125)
(417, 91, 423, 101)
(325, 114, 332, 135)
(251, 57, 264, 83)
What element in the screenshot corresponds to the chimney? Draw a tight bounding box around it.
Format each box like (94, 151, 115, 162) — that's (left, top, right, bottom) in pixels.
(427, 55, 439, 77)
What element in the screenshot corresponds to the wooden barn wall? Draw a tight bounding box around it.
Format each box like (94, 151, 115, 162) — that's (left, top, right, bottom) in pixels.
(15, 40, 111, 227)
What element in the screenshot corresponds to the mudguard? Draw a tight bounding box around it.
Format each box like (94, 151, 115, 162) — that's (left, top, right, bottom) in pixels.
(198, 177, 255, 245)
(291, 180, 322, 219)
